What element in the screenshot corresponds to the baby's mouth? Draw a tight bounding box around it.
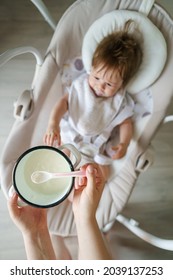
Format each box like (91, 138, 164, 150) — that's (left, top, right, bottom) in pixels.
(94, 88, 104, 97)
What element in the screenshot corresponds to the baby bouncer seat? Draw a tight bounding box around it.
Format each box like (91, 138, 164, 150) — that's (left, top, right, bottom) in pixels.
(1, 0, 173, 253)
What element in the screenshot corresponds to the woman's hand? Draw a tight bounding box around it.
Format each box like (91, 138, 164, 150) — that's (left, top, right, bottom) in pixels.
(73, 164, 105, 221)
(7, 193, 47, 235)
(72, 164, 112, 260)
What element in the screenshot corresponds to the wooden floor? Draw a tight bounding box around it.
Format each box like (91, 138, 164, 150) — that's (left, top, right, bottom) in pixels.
(0, 0, 173, 260)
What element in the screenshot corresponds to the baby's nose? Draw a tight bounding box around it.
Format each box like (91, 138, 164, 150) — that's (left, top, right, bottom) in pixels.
(99, 82, 105, 90)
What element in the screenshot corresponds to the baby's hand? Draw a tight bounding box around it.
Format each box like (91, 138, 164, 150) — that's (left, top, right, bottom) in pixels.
(111, 143, 128, 160)
(43, 127, 61, 147)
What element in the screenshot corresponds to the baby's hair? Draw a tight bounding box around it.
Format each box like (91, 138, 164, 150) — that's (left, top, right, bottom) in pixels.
(92, 20, 143, 87)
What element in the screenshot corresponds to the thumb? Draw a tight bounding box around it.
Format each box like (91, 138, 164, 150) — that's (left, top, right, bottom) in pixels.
(86, 165, 96, 191)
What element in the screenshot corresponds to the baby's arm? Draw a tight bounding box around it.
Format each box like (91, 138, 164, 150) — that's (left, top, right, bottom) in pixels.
(111, 117, 133, 159)
(43, 93, 68, 146)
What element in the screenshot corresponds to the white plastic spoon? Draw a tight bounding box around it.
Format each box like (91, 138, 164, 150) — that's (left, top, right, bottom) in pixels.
(31, 170, 86, 184)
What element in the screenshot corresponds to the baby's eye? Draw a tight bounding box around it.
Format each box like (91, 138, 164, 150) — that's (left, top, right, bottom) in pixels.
(94, 76, 99, 80)
(107, 83, 113, 87)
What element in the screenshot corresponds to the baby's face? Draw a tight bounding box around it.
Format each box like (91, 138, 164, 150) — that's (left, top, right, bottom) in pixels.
(88, 65, 123, 98)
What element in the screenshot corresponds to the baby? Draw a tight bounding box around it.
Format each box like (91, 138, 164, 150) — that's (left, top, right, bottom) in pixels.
(43, 20, 143, 178)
